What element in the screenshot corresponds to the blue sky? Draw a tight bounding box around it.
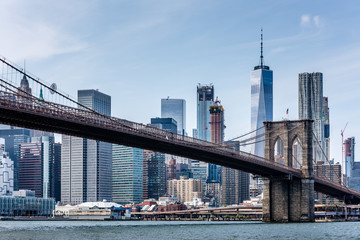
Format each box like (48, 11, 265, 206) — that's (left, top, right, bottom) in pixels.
(0, 0, 359, 165)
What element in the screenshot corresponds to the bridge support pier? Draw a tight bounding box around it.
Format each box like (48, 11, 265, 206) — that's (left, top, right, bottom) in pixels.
(263, 178, 314, 222)
(262, 120, 315, 222)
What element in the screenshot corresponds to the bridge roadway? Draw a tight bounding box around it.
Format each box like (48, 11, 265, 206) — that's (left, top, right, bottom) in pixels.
(0, 91, 359, 204)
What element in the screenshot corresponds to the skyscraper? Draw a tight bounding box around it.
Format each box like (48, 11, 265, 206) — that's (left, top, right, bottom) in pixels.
(323, 97, 330, 159)
(18, 136, 55, 198)
(150, 118, 177, 134)
(350, 162, 360, 192)
(298, 72, 324, 162)
(18, 141, 42, 199)
(53, 143, 61, 202)
(0, 128, 31, 191)
(197, 84, 214, 142)
(78, 89, 111, 115)
(222, 141, 250, 205)
(61, 89, 112, 204)
(190, 160, 208, 191)
(250, 30, 273, 192)
(344, 137, 355, 185)
(143, 150, 166, 200)
(161, 98, 186, 135)
(112, 145, 143, 204)
(314, 161, 341, 203)
(250, 30, 273, 157)
(208, 99, 224, 183)
(194, 84, 214, 189)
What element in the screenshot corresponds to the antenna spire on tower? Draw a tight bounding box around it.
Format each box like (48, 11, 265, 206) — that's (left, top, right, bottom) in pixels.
(253, 28, 270, 70)
(260, 28, 263, 68)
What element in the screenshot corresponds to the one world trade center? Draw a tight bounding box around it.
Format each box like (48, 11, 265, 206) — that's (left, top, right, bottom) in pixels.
(250, 29, 273, 157)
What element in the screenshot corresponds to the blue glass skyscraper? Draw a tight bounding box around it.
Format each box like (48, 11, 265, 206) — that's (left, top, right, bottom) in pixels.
(197, 84, 214, 142)
(161, 98, 186, 135)
(251, 30, 273, 157)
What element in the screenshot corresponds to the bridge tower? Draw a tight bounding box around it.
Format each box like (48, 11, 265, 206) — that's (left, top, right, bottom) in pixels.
(262, 119, 315, 222)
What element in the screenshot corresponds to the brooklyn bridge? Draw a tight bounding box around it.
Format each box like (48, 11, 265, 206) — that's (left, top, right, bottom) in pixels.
(0, 57, 359, 222)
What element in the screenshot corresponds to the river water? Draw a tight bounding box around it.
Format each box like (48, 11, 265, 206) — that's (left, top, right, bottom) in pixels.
(0, 220, 359, 240)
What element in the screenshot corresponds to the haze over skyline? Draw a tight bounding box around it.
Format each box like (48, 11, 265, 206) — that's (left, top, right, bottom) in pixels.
(0, 0, 359, 165)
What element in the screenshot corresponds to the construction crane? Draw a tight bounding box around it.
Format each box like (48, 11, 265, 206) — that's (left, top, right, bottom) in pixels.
(341, 122, 348, 181)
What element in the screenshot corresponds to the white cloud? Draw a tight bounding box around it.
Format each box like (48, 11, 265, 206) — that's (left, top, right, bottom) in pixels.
(300, 14, 311, 27)
(300, 14, 322, 28)
(0, 1, 87, 61)
(313, 16, 321, 27)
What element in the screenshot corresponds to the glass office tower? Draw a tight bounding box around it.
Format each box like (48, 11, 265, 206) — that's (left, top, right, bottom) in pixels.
(197, 84, 214, 142)
(112, 145, 143, 204)
(161, 98, 186, 135)
(19, 136, 55, 199)
(61, 89, 112, 205)
(250, 31, 273, 157)
(195, 84, 214, 188)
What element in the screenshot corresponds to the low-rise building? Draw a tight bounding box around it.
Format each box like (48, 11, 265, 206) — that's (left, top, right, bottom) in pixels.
(55, 200, 131, 220)
(0, 190, 55, 217)
(167, 176, 203, 203)
(157, 203, 187, 212)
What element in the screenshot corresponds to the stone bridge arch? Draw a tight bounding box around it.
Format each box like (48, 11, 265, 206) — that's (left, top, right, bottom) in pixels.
(264, 120, 313, 177)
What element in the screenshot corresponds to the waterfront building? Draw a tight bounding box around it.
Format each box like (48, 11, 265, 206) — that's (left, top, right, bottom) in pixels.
(0, 128, 31, 190)
(150, 117, 177, 134)
(161, 98, 186, 135)
(298, 72, 324, 162)
(0, 190, 55, 217)
(61, 89, 112, 205)
(143, 150, 166, 200)
(222, 141, 250, 205)
(112, 145, 143, 204)
(314, 161, 342, 204)
(55, 201, 129, 220)
(0, 148, 14, 196)
(167, 176, 203, 203)
(323, 97, 330, 159)
(197, 84, 214, 142)
(157, 195, 179, 206)
(18, 136, 55, 199)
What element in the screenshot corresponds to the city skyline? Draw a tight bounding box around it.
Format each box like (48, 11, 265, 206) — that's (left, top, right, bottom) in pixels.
(0, 0, 359, 165)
